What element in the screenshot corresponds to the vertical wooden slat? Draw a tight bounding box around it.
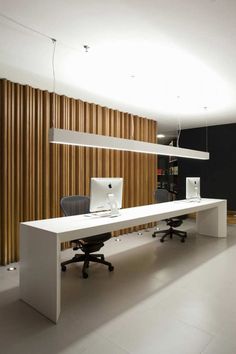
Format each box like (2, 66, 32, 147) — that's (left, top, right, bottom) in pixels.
(114, 110, 120, 178)
(123, 113, 130, 234)
(50, 93, 61, 217)
(42, 91, 50, 218)
(0, 80, 7, 264)
(109, 109, 115, 177)
(129, 115, 135, 209)
(35, 90, 43, 219)
(6, 81, 11, 263)
(14, 84, 22, 260)
(90, 104, 97, 179)
(77, 100, 85, 196)
(0, 78, 157, 265)
(96, 105, 103, 177)
(70, 98, 76, 196)
(113, 110, 121, 237)
(133, 116, 140, 231)
(11, 83, 15, 259)
(84, 102, 91, 195)
(0, 80, 3, 264)
(102, 107, 110, 177)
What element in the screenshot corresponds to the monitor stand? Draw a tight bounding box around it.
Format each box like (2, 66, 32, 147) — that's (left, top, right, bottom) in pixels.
(107, 193, 120, 217)
(186, 196, 201, 203)
(186, 187, 201, 202)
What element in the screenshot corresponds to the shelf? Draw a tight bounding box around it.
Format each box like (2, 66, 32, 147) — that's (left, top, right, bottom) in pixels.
(157, 151, 178, 191)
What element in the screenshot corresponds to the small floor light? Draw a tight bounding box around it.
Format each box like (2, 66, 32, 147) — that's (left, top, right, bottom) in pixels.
(7, 266, 16, 271)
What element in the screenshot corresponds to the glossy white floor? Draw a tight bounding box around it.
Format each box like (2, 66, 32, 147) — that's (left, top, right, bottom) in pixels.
(1, 219, 236, 354)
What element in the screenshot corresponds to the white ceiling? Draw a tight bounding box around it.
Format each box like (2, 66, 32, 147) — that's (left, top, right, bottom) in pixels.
(1, 0, 236, 133)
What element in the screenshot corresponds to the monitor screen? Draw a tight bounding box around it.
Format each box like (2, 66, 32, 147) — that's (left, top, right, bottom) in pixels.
(186, 177, 200, 200)
(90, 178, 123, 215)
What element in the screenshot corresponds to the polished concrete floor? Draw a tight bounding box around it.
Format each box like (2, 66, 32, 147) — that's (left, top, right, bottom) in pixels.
(1, 220, 236, 354)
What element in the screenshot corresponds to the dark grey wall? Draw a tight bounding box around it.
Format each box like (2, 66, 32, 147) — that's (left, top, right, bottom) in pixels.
(178, 123, 236, 210)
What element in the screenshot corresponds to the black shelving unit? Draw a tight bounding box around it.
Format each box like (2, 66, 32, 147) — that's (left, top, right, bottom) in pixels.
(157, 140, 179, 194)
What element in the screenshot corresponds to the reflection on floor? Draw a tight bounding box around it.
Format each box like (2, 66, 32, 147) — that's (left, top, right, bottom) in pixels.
(227, 212, 236, 224)
(1, 219, 236, 354)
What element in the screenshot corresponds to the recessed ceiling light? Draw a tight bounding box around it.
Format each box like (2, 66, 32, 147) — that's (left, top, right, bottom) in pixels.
(83, 45, 90, 52)
(157, 134, 165, 138)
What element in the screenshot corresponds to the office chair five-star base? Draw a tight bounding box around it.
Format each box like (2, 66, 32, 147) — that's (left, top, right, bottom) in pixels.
(152, 226, 187, 243)
(153, 189, 187, 243)
(61, 252, 114, 279)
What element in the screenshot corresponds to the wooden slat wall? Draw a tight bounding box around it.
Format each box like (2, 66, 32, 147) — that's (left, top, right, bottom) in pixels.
(0, 79, 157, 265)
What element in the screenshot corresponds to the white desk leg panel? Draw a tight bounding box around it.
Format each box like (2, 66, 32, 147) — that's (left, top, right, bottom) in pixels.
(196, 201, 227, 238)
(20, 225, 61, 323)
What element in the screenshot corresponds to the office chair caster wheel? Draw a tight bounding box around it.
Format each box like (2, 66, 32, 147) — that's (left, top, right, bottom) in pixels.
(181, 238, 185, 243)
(61, 265, 67, 272)
(152, 233, 156, 238)
(108, 265, 114, 272)
(160, 239, 164, 243)
(83, 272, 88, 279)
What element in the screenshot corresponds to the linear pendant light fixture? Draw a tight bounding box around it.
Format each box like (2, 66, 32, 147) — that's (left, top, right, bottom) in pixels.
(49, 128, 209, 160)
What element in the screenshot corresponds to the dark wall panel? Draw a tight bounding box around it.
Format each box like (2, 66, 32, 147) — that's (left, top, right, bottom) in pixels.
(178, 124, 236, 210)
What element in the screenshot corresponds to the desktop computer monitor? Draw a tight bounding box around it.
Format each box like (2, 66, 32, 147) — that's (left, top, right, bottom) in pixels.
(90, 178, 123, 217)
(186, 177, 201, 201)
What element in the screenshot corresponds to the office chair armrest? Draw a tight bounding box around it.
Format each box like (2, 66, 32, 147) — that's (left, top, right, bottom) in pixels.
(71, 239, 85, 251)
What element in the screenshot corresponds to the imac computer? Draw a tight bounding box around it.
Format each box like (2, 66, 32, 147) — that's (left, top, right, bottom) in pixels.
(186, 177, 201, 201)
(90, 178, 123, 217)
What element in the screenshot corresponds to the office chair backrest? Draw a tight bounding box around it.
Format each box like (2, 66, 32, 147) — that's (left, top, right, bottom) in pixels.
(60, 195, 90, 216)
(154, 189, 169, 204)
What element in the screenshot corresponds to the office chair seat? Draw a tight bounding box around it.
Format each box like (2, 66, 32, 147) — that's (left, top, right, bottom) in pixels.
(72, 233, 111, 253)
(60, 195, 114, 278)
(166, 218, 182, 228)
(152, 189, 187, 243)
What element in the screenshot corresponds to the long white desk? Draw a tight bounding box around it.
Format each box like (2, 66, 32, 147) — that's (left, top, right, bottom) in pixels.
(20, 198, 227, 323)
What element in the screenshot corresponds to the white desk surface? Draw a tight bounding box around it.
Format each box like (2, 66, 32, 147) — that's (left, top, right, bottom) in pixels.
(21, 198, 226, 242)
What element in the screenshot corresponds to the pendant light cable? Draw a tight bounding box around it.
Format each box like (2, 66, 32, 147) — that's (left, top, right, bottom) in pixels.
(176, 120, 181, 148)
(51, 38, 57, 128)
(0, 12, 85, 55)
(0, 12, 52, 40)
(205, 125, 208, 152)
(176, 96, 181, 147)
(204, 106, 208, 152)
(52, 38, 57, 93)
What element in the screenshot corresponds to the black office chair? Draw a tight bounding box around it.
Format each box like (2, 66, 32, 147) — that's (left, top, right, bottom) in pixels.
(60, 195, 114, 278)
(152, 189, 187, 243)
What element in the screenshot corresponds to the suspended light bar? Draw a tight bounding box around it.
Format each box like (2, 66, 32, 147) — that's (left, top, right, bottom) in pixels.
(49, 128, 209, 160)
